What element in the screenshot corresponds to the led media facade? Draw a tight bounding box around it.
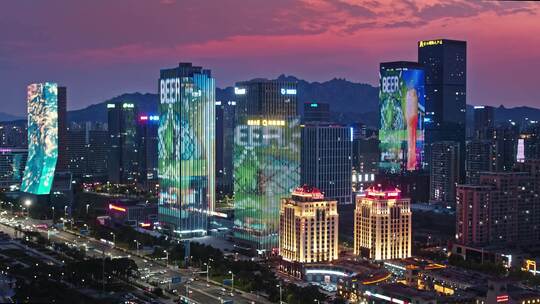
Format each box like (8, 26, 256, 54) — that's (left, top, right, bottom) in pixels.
(379, 62, 425, 173)
(233, 116, 301, 250)
(21, 82, 59, 195)
(158, 63, 215, 236)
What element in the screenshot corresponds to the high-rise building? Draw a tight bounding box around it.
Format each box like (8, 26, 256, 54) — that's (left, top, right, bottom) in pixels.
(379, 61, 425, 173)
(66, 122, 109, 179)
(520, 121, 540, 160)
(494, 124, 519, 171)
(56, 86, 69, 172)
(233, 79, 300, 251)
(137, 114, 159, 190)
(465, 140, 497, 184)
(0, 148, 27, 190)
(107, 102, 140, 184)
(0, 121, 27, 148)
(158, 62, 215, 237)
(418, 39, 466, 177)
(354, 186, 412, 260)
(279, 185, 339, 263)
(456, 167, 540, 247)
(473, 105, 494, 139)
(301, 123, 352, 205)
(21, 82, 59, 195)
(215, 101, 236, 198)
(303, 102, 330, 123)
(430, 141, 460, 206)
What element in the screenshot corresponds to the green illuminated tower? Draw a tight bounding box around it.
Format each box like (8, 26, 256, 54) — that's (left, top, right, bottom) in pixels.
(158, 63, 215, 237)
(233, 79, 300, 252)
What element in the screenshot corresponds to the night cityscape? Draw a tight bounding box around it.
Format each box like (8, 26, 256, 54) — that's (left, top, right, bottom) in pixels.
(1, 1, 540, 303)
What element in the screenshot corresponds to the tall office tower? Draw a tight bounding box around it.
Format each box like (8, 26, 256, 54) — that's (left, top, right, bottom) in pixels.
(354, 186, 412, 260)
(303, 102, 330, 123)
(158, 62, 215, 237)
(473, 105, 494, 139)
(66, 126, 87, 177)
(215, 100, 236, 198)
(456, 169, 540, 247)
(279, 186, 339, 263)
(352, 133, 379, 192)
(465, 140, 497, 184)
(86, 127, 109, 178)
(107, 102, 140, 184)
(379, 61, 425, 173)
(418, 39, 466, 177)
(493, 124, 519, 171)
(233, 79, 300, 251)
(430, 141, 460, 206)
(21, 82, 59, 195)
(301, 123, 352, 205)
(137, 114, 159, 190)
(0, 148, 28, 190)
(56, 86, 68, 172)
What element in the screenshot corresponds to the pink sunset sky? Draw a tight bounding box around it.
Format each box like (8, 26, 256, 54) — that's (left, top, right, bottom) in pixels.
(1, 0, 539, 115)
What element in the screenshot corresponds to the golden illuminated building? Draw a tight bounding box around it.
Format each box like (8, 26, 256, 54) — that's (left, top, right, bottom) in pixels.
(279, 185, 339, 263)
(354, 186, 412, 260)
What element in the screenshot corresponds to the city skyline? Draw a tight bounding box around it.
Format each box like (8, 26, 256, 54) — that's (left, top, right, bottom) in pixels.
(1, 0, 540, 116)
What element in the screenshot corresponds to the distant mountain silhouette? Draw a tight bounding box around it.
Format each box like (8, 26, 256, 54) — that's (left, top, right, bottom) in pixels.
(7, 76, 532, 129)
(0, 112, 22, 122)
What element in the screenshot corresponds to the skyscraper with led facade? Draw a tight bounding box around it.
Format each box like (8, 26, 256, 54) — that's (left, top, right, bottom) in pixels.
(379, 61, 425, 173)
(233, 79, 300, 251)
(21, 82, 59, 195)
(158, 63, 215, 237)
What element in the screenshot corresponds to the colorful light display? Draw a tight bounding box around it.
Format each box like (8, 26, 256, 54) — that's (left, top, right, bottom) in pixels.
(21, 82, 58, 195)
(379, 63, 425, 173)
(158, 64, 215, 236)
(233, 117, 300, 250)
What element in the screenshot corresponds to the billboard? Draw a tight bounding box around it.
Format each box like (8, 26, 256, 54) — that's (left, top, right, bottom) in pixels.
(233, 117, 300, 250)
(379, 65, 425, 172)
(21, 82, 59, 195)
(158, 73, 215, 235)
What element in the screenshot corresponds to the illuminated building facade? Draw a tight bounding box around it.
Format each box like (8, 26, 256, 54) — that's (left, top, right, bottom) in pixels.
(158, 62, 215, 237)
(430, 141, 460, 206)
(233, 79, 300, 251)
(418, 39, 466, 177)
(21, 82, 59, 195)
(107, 102, 140, 184)
(279, 186, 339, 263)
(354, 186, 412, 260)
(379, 61, 425, 173)
(301, 123, 352, 205)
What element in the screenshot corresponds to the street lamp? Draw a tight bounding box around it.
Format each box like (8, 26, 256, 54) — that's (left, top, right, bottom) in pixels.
(277, 284, 282, 304)
(133, 240, 140, 255)
(64, 206, 68, 218)
(228, 270, 234, 294)
(163, 250, 169, 267)
(110, 232, 115, 245)
(86, 204, 90, 215)
(314, 299, 320, 304)
(204, 259, 213, 285)
(24, 200, 31, 219)
(51, 206, 55, 223)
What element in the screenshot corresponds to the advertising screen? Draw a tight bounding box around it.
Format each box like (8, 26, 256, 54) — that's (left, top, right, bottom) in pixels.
(233, 117, 300, 250)
(379, 66, 425, 172)
(21, 82, 58, 194)
(158, 75, 215, 232)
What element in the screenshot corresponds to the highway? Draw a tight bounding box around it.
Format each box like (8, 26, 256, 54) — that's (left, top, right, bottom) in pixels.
(0, 213, 272, 304)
